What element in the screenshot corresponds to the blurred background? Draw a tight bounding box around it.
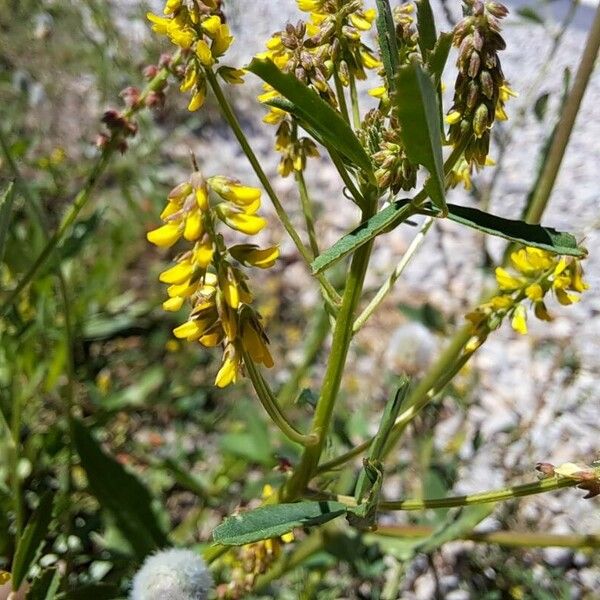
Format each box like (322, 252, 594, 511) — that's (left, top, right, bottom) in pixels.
(0, 0, 599, 598)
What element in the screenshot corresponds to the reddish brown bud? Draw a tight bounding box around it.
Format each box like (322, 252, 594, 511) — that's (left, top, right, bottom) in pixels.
(536, 462, 555, 477)
(143, 64, 159, 79)
(158, 53, 172, 68)
(120, 86, 141, 108)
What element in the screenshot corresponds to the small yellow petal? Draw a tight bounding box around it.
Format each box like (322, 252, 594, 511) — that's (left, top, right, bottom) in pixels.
(495, 267, 522, 291)
(147, 223, 181, 247)
(193, 243, 214, 268)
(511, 305, 528, 335)
(188, 88, 206, 112)
(201, 15, 222, 36)
(173, 320, 203, 340)
(525, 283, 543, 302)
(163, 296, 185, 311)
(215, 356, 238, 387)
(159, 261, 194, 285)
(183, 211, 204, 241)
(195, 40, 214, 66)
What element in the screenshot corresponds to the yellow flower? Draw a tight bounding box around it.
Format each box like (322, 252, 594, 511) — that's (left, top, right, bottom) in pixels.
(211, 23, 233, 57)
(188, 86, 206, 112)
(215, 354, 239, 387)
(495, 267, 522, 291)
(0, 571, 10, 585)
(147, 223, 182, 248)
(242, 320, 274, 368)
(159, 261, 194, 285)
(163, 296, 185, 312)
(195, 40, 214, 66)
(229, 244, 280, 269)
(201, 15, 222, 36)
(216, 205, 267, 235)
(511, 305, 528, 335)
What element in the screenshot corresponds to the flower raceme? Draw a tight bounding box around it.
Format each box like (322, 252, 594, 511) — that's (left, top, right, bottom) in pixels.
(147, 172, 278, 387)
(466, 247, 588, 349)
(147, 1, 243, 111)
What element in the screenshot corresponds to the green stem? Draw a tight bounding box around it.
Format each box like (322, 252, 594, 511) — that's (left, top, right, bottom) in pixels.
(295, 169, 320, 257)
(204, 69, 341, 310)
(10, 380, 23, 539)
(307, 475, 583, 510)
(244, 353, 318, 447)
(284, 195, 378, 499)
(333, 71, 351, 124)
(525, 1, 600, 225)
(349, 72, 361, 129)
(278, 306, 330, 407)
(353, 217, 434, 333)
(375, 526, 600, 549)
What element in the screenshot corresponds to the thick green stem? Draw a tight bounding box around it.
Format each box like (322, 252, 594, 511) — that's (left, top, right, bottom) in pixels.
(204, 69, 341, 310)
(244, 353, 318, 447)
(525, 2, 600, 224)
(284, 196, 378, 499)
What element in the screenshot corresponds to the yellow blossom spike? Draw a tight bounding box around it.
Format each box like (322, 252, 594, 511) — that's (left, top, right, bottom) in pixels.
(173, 320, 203, 340)
(511, 305, 528, 335)
(195, 40, 214, 66)
(147, 223, 181, 248)
(183, 211, 204, 241)
(159, 261, 194, 285)
(495, 267, 522, 290)
(215, 355, 238, 387)
(201, 15, 222, 36)
(163, 296, 185, 312)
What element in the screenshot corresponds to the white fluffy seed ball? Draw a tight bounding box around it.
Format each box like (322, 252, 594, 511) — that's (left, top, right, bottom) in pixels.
(130, 548, 213, 600)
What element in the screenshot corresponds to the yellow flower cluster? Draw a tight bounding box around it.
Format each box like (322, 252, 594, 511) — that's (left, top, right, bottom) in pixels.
(466, 247, 588, 347)
(147, 0, 243, 111)
(147, 172, 279, 387)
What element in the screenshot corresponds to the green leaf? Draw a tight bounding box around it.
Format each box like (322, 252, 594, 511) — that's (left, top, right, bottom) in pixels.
(0, 181, 16, 265)
(26, 568, 61, 600)
(12, 492, 54, 589)
(72, 419, 168, 559)
(533, 92, 550, 121)
(247, 58, 374, 180)
(312, 199, 585, 274)
(348, 460, 383, 530)
(426, 32, 453, 86)
(311, 198, 415, 273)
(441, 202, 586, 257)
(213, 501, 347, 545)
(394, 60, 446, 213)
(416, 0, 437, 56)
(375, 0, 400, 88)
(355, 379, 410, 502)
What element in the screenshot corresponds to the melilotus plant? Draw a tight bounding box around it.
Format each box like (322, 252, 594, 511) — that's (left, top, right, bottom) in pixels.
(139, 0, 599, 595)
(1, 0, 599, 597)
